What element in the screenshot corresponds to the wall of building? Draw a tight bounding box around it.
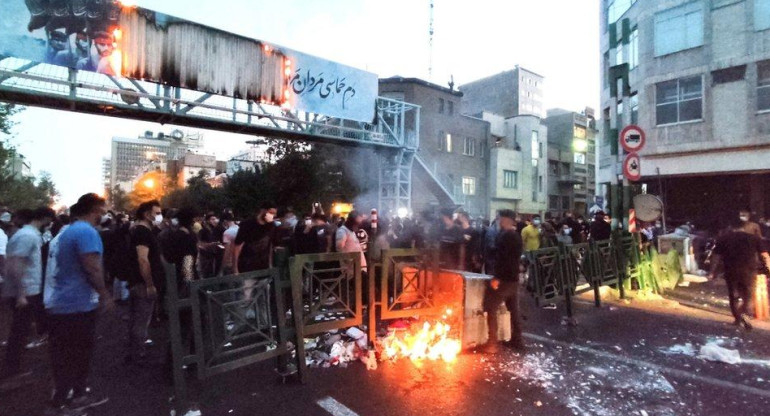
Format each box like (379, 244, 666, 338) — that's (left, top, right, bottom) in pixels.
(379, 78, 490, 218)
(545, 110, 598, 217)
(599, 0, 770, 220)
(460, 67, 544, 119)
(484, 113, 547, 217)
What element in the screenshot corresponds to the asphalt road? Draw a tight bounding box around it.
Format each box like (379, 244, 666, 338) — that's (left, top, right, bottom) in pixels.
(2, 288, 770, 416)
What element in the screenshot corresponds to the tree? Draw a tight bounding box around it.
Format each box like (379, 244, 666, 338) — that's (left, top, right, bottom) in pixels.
(108, 185, 130, 212)
(0, 103, 59, 209)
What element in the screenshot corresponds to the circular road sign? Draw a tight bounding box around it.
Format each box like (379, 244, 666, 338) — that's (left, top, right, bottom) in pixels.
(619, 125, 646, 153)
(623, 152, 642, 182)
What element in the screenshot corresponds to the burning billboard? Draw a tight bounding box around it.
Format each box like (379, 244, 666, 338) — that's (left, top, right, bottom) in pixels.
(0, 0, 377, 122)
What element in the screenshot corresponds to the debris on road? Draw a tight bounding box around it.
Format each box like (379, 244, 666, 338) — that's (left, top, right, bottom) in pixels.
(698, 343, 741, 364)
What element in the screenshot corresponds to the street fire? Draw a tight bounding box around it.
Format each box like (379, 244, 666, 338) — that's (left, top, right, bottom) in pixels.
(379, 310, 462, 363)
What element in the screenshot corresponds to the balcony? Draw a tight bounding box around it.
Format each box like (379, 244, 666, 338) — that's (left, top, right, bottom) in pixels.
(557, 174, 582, 184)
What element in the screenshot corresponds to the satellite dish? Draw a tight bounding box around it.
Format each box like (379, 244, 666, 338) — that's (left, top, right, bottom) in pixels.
(633, 194, 664, 222)
(171, 129, 184, 140)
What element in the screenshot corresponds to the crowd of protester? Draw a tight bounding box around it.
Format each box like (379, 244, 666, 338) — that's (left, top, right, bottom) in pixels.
(0, 193, 701, 414)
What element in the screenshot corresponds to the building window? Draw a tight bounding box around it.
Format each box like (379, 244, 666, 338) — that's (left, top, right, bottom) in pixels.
(574, 126, 587, 139)
(562, 162, 571, 175)
(629, 27, 639, 69)
(615, 38, 624, 66)
(462, 177, 476, 195)
(757, 0, 770, 31)
(630, 93, 639, 124)
(656, 76, 703, 125)
(439, 98, 445, 114)
(758, 61, 770, 111)
(463, 138, 476, 156)
(574, 153, 586, 165)
(654, 2, 704, 57)
(503, 170, 518, 189)
(562, 196, 571, 210)
(549, 195, 559, 209)
(538, 175, 543, 192)
(438, 130, 444, 150)
(548, 161, 559, 176)
(479, 140, 486, 158)
(607, 0, 637, 24)
(445, 133, 453, 152)
(448, 101, 454, 116)
(603, 52, 610, 88)
(531, 130, 540, 159)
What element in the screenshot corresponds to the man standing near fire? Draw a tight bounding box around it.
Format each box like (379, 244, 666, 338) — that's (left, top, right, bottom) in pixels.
(479, 209, 525, 354)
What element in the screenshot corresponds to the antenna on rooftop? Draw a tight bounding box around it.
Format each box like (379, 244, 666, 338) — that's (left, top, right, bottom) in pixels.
(429, 0, 434, 79)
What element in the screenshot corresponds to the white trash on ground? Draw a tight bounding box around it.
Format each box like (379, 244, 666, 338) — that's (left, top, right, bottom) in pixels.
(698, 342, 741, 364)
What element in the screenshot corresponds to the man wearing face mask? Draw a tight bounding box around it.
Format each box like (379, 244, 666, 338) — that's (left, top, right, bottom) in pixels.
(274, 210, 298, 252)
(45, 194, 113, 414)
(1, 207, 56, 382)
(125, 200, 164, 366)
(737, 209, 762, 239)
(557, 224, 574, 245)
(233, 203, 277, 278)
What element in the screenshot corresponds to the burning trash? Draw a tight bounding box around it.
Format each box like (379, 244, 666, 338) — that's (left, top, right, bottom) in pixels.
(377, 309, 462, 363)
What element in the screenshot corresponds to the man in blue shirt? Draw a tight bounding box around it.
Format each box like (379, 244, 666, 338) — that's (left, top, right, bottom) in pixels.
(45, 194, 113, 415)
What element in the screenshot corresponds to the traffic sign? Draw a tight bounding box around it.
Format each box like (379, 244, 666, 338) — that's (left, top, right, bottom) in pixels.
(623, 152, 641, 181)
(619, 125, 646, 153)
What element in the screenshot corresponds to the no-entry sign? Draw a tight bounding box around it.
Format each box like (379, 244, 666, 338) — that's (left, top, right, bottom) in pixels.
(623, 152, 642, 181)
(619, 125, 646, 153)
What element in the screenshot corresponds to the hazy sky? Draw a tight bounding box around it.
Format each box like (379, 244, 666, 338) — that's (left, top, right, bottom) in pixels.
(7, 0, 601, 205)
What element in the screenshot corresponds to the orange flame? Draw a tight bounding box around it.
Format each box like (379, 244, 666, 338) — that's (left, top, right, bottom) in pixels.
(379, 311, 462, 363)
(109, 49, 122, 76)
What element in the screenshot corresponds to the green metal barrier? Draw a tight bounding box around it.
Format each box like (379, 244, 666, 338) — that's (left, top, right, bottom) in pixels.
(526, 232, 645, 318)
(165, 262, 298, 407)
(289, 251, 362, 383)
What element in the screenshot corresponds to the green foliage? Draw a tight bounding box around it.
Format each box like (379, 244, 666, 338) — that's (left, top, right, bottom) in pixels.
(108, 185, 130, 213)
(0, 104, 59, 210)
(159, 142, 365, 219)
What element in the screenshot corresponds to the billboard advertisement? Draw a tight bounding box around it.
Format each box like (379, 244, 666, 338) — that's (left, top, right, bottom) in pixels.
(0, 0, 377, 122)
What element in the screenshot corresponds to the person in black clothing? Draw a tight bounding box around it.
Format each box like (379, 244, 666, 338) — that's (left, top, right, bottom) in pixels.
(458, 212, 482, 273)
(589, 211, 612, 241)
(479, 209, 525, 354)
(710, 229, 770, 330)
(438, 209, 465, 270)
(233, 203, 277, 299)
(198, 213, 223, 278)
(126, 200, 164, 365)
(561, 211, 581, 244)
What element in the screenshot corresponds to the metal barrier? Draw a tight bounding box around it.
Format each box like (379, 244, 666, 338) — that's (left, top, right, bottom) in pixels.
(289, 252, 362, 383)
(526, 247, 564, 306)
(165, 264, 297, 404)
(526, 232, 641, 318)
(379, 248, 439, 319)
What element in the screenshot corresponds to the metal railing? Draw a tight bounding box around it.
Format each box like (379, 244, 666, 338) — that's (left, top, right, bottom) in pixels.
(526, 232, 642, 318)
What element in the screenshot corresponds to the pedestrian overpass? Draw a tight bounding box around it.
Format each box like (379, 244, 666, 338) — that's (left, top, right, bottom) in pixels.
(0, 0, 421, 215)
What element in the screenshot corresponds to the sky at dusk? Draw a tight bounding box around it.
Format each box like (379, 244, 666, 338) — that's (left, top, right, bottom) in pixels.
(5, 0, 601, 205)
